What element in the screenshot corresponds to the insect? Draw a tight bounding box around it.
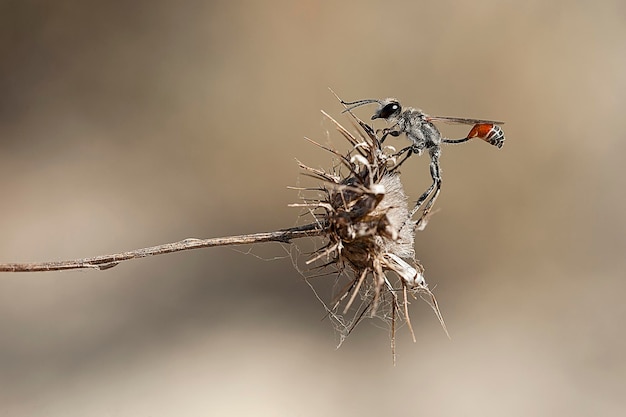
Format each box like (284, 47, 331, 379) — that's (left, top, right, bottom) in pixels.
(340, 97, 505, 229)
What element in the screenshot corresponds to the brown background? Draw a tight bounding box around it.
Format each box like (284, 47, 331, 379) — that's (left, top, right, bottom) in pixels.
(1, 0, 625, 415)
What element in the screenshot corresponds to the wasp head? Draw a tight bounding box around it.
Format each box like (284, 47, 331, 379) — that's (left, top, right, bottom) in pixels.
(341, 97, 402, 121)
(372, 98, 402, 121)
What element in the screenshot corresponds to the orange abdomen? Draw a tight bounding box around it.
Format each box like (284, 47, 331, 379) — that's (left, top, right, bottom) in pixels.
(468, 124, 505, 148)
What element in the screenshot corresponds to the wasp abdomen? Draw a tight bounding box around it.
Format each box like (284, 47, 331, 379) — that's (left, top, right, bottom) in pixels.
(468, 124, 505, 149)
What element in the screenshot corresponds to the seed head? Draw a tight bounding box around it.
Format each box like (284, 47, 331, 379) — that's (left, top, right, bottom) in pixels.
(293, 103, 447, 358)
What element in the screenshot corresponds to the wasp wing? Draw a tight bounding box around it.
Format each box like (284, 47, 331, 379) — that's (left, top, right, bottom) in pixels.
(427, 116, 505, 125)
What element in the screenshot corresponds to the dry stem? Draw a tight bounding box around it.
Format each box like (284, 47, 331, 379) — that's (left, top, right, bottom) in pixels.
(0, 223, 325, 272)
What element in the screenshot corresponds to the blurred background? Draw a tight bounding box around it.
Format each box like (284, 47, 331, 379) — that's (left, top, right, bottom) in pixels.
(1, 0, 625, 415)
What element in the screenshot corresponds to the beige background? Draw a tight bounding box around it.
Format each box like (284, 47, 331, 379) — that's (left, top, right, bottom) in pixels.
(1, 0, 625, 415)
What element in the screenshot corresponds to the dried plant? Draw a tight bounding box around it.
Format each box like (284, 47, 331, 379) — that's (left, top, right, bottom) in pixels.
(0, 94, 448, 362)
(291, 107, 447, 360)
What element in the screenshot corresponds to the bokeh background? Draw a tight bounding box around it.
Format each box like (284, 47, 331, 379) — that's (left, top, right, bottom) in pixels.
(1, 0, 625, 415)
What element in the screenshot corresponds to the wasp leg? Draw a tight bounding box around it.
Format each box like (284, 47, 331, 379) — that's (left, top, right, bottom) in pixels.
(379, 129, 401, 144)
(388, 141, 421, 172)
(409, 147, 442, 228)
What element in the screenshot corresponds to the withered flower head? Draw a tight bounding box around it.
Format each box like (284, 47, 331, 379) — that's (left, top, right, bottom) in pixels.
(293, 103, 447, 358)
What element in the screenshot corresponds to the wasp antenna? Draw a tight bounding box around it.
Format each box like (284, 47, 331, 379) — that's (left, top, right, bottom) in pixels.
(340, 98, 381, 113)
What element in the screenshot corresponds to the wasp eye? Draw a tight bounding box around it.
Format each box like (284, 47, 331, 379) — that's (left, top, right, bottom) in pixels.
(373, 102, 401, 120)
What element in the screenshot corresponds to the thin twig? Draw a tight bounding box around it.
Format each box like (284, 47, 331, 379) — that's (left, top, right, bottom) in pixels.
(0, 223, 326, 273)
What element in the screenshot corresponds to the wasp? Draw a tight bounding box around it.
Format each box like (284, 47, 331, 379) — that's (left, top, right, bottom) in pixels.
(341, 97, 505, 229)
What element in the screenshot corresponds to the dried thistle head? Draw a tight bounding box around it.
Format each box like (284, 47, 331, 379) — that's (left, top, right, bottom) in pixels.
(293, 103, 447, 359)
